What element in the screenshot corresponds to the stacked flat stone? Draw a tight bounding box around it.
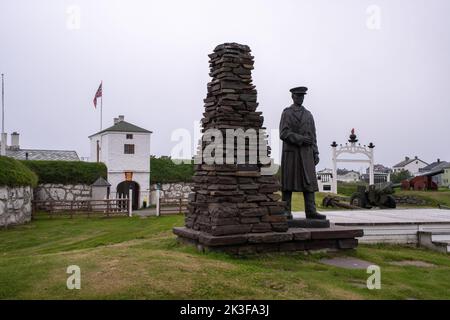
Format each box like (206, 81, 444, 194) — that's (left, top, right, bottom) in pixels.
(185, 43, 288, 237)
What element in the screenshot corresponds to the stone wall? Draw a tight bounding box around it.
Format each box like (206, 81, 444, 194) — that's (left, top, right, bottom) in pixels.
(150, 182, 194, 204)
(0, 186, 33, 226)
(394, 195, 427, 206)
(34, 184, 92, 201)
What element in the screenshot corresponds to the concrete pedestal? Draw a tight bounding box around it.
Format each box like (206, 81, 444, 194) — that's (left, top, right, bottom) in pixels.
(288, 218, 330, 228)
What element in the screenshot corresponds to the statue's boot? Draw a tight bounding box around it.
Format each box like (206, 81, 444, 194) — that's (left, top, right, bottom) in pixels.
(282, 191, 293, 220)
(304, 192, 327, 220)
(285, 211, 293, 220)
(305, 211, 327, 220)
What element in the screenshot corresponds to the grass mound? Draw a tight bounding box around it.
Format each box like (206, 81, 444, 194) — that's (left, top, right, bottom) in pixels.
(0, 156, 38, 187)
(22, 160, 107, 185)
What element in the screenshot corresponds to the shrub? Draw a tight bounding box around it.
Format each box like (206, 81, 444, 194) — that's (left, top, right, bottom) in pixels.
(21, 160, 107, 185)
(390, 169, 413, 183)
(150, 156, 194, 183)
(0, 156, 38, 187)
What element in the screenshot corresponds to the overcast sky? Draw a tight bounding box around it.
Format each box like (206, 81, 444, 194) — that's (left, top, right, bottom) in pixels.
(1, 0, 449, 170)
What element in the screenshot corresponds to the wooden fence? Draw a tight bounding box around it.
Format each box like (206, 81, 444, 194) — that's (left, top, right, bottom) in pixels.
(32, 198, 131, 219)
(156, 194, 188, 216)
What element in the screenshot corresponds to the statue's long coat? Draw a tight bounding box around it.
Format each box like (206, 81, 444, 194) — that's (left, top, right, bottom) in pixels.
(279, 104, 319, 192)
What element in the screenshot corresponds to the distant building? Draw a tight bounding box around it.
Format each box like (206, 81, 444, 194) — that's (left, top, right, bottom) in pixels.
(419, 159, 450, 187)
(89, 115, 152, 210)
(0, 132, 79, 161)
(361, 172, 390, 184)
(442, 166, 450, 188)
(337, 170, 360, 182)
(392, 156, 428, 176)
(361, 164, 391, 184)
(419, 159, 448, 173)
(318, 168, 333, 174)
(317, 168, 333, 193)
(336, 169, 348, 175)
(372, 164, 391, 174)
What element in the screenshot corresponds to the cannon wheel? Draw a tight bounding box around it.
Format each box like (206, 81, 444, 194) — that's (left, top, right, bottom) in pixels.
(384, 195, 397, 209)
(350, 193, 367, 208)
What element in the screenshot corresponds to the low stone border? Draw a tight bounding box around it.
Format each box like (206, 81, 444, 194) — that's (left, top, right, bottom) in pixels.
(394, 195, 427, 205)
(173, 225, 363, 255)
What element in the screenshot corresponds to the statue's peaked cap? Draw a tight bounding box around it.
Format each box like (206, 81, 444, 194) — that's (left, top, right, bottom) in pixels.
(290, 87, 308, 95)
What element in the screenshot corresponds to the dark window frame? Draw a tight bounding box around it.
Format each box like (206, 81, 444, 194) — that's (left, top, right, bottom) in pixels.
(124, 144, 135, 154)
(126, 134, 133, 140)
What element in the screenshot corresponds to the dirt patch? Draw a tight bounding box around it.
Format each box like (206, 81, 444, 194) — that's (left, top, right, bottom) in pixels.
(390, 260, 435, 268)
(320, 257, 374, 269)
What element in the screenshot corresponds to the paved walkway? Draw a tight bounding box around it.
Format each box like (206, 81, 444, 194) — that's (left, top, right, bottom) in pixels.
(293, 208, 450, 225)
(136, 207, 450, 224)
(134, 207, 450, 243)
(293, 208, 450, 244)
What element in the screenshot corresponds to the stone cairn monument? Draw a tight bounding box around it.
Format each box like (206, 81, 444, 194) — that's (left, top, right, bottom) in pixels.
(173, 43, 363, 254)
(188, 43, 288, 235)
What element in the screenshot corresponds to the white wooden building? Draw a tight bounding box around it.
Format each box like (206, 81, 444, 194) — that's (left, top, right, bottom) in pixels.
(392, 156, 428, 176)
(89, 115, 152, 209)
(317, 168, 333, 193)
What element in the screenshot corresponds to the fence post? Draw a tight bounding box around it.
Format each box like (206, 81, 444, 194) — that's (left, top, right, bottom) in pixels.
(106, 201, 110, 217)
(31, 201, 35, 220)
(156, 189, 160, 217)
(106, 199, 110, 217)
(128, 189, 132, 217)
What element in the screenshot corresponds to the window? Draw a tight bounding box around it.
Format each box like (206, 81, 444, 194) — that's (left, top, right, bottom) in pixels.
(323, 185, 331, 191)
(126, 134, 133, 139)
(124, 144, 135, 154)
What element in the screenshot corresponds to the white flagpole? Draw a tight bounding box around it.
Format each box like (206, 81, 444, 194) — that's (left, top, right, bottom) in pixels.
(100, 96, 102, 130)
(1, 73, 4, 134)
(1, 74, 5, 156)
(100, 81, 103, 131)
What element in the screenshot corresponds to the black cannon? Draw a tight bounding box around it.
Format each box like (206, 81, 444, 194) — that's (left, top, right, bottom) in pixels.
(350, 182, 400, 209)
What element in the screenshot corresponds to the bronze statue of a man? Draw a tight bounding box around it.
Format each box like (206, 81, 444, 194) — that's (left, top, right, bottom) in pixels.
(279, 87, 326, 220)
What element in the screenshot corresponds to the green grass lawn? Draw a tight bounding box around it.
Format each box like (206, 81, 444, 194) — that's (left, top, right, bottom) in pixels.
(291, 192, 348, 212)
(1, 215, 449, 299)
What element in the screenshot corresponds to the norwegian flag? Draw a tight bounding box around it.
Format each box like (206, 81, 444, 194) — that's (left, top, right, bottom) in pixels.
(93, 82, 102, 108)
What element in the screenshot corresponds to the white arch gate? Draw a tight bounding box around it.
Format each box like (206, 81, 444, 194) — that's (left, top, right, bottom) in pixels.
(331, 129, 375, 194)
